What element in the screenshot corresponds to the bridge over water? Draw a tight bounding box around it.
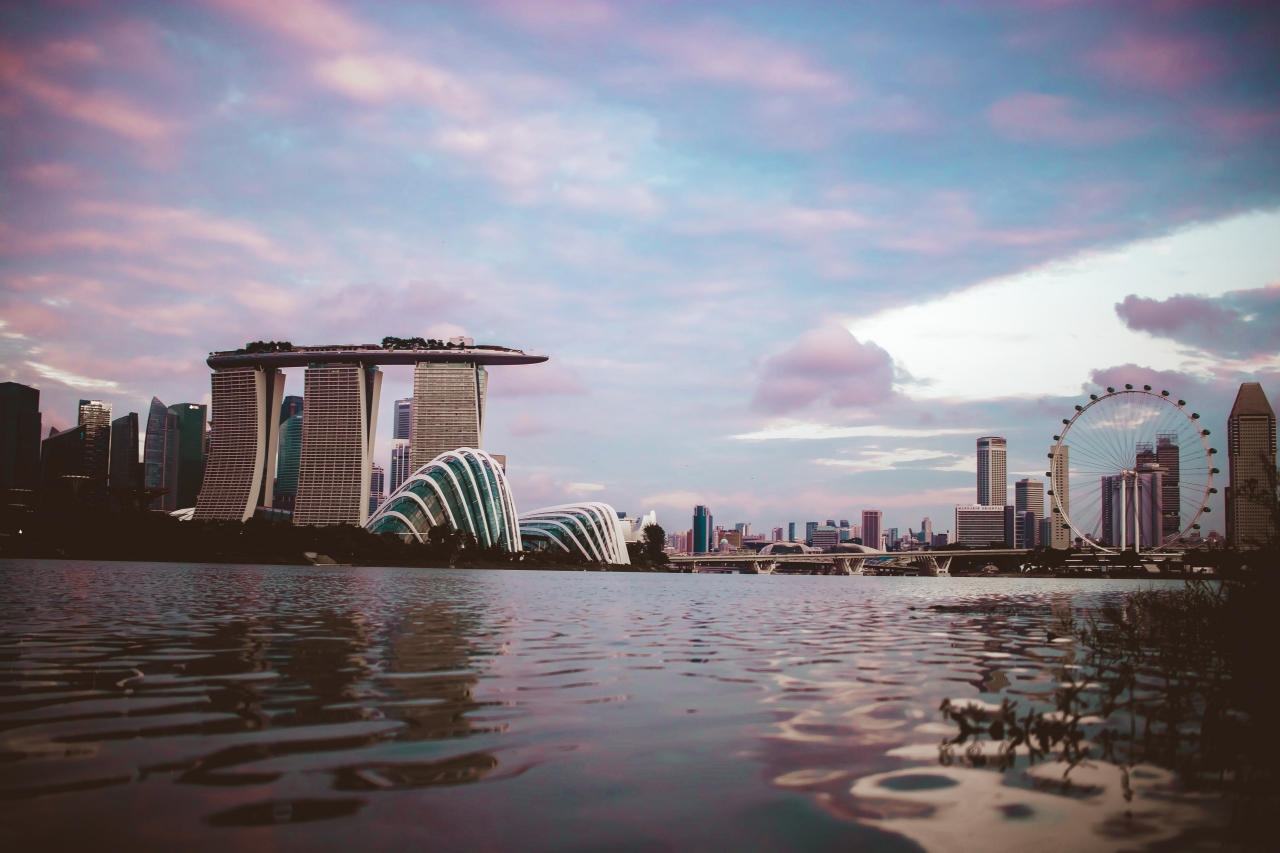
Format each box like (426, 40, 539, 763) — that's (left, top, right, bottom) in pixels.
(667, 549, 1190, 576)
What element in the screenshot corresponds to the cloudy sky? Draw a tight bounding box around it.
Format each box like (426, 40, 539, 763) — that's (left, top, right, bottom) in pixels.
(3, 0, 1278, 537)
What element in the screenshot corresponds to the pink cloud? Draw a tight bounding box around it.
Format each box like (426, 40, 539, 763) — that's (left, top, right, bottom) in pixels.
(313, 54, 482, 117)
(0, 48, 173, 143)
(1115, 285, 1280, 358)
(1191, 106, 1280, 143)
(636, 23, 849, 97)
(753, 326, 896, 414)
(15, 162, 88, 189)
(206, 0, 373, 52)
(488, 357, 586, 397)
(988, 92, 1145, 145)
(1087, 33, 1221, 92)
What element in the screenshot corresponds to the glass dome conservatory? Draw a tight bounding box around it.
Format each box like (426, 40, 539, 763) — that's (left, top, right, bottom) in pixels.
(519, 502, 631, 565)
(366, 448, 521, 551)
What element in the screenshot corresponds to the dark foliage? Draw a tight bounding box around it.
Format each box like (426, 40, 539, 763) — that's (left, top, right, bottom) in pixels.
(0, 506, 594, 570)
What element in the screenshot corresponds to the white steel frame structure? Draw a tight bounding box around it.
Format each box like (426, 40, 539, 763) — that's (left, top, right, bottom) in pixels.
(366, 448, 521, 551)
(519, 502, 632, 565)
(1049, 385, 1216, 553)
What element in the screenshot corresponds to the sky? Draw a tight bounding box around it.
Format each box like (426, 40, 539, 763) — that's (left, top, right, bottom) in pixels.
(2, 0, 1279, 538)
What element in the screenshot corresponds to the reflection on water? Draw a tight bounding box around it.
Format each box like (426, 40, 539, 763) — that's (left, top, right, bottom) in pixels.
(0, 561, 1223, 851)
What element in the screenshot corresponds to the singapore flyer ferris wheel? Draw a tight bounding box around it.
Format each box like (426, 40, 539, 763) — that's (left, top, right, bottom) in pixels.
(1048, 384, 1216, 552)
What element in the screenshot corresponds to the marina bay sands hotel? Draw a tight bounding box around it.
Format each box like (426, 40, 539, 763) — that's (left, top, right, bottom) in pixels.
(191, 340, 547, 525)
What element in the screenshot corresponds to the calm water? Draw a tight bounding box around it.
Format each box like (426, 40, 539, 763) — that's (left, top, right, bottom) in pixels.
(0, 561, 1222, 852)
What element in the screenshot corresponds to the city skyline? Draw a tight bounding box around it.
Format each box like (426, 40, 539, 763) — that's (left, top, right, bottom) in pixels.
(2, 1, 1278, 533)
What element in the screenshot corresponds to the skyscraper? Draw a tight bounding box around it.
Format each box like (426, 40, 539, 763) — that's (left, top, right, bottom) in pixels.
(40, 424, 89, 504)
(108, 412, 142, 489)
(280, 395, 304, 423)
(955, 505, 1005, 547)
(805, 521, 818, 544)
(919, 517, 933, 544)
(771, 526, 783, 541)
(369, 463, 385, 516)
(144, 397, 179, 511)
(0, 382, 41, 495)
(1101, 469, 1163, 549)
(194, 365, 286, 522)
(394, 398, 413, 440)
(1048, 445, 1071, 549)
(294, 364, 382, 526)
(1226, 382, 1276, 550)
(1017, 510, 1038, 549)
(274, 412, 303, 511)
(411, 362, 487, 470)
(1014, 478, 1044, 521)
(169, 403, 207, 509)
(787, 521, 795, 542)
(977, 436, 1007, 507)
(861, 510, 882, 552)
(1156, 434, 1181, 541)
(693, 505, 712, 553)
(77, 399, 112, 486)
(389, 438, 412, 494)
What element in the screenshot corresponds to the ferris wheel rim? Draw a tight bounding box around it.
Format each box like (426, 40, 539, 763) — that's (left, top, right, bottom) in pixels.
(1048, 386, 1214, 553)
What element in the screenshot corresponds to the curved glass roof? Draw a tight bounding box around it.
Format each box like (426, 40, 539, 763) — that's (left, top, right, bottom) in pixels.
(366, 448, 521, 552)
(519, 502, 631, 565)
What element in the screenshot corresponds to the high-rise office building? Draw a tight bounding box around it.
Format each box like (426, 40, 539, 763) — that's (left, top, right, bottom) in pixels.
(977, 436, 1007, 507)
(886, 527, 899, 548)
(805, 521, 818, 544)
(810, 525, 839, 550)
(693, 505, 712, 553)
(735, 522, 750, 536)
(280, 395, 304, 423)
(410, 362, 487, 470)
(1156, 434, 1181, 541)
(1016, 510, 1038, 549)
(0, 382, 41, 496)
(194, 366, 286, 522)
(955, 504, 1006, 547)
(77, 399, 112, 486)
(169, 403, 207, 509)
(1014, 478, 1044, 522)
(787, 521, 795, 542)
(1039, 516, 1053, 548)
(143, 397, 179, 511)
(389, 438, 412, 494)
(274, 413, 303, 511)
(40, 425, 89, 503)
(108, 413, 142, 489)
(919, 517, 933, 544)
(1101, 469, 1163, 549)
(1226, 382, 1276, 550)
(369, 463, 385, 516)
(295, 364, 382, 526)
(771, 526, 784, 541)
(394, 398, 413, 440)
(1048, 445, 1071, 549)
(861, 510, 882, 552)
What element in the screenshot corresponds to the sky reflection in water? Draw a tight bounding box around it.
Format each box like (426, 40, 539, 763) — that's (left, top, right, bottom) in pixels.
(0, 562, 1222, 851)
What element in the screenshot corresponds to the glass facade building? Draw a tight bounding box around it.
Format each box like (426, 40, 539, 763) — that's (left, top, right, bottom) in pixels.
(144, 397, 179, 511)
(169, 403, 207, 509)
(366, 448, 520, 551)
(108, 412, 142, 489)
(0, 382, 41, 494)
(520, 502, 631, 564)
(693, 505, 712, 553)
